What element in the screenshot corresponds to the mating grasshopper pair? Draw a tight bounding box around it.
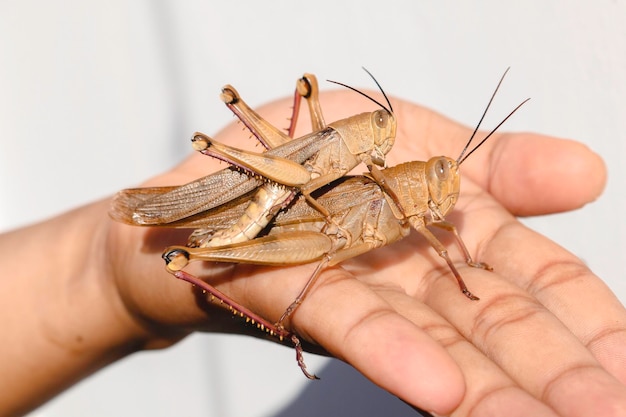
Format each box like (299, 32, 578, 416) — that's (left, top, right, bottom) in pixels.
(111, 70, 527, 379)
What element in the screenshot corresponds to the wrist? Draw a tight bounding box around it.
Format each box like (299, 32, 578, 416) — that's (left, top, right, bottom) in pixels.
(56, 200, 151, 351)
(0, 200, 155, 414)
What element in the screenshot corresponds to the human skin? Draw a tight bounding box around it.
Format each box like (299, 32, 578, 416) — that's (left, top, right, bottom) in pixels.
(1, 90, 624, 416)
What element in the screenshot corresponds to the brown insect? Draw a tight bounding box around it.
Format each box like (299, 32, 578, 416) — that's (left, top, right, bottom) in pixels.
(110, 69, 527, 379)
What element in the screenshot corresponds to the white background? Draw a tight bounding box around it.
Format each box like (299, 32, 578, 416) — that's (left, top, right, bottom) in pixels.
(1, 1, 625, 416)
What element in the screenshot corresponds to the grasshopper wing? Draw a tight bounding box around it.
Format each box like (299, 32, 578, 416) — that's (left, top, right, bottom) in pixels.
(110, 129, 339, 226)
(110, 167, 261, 225)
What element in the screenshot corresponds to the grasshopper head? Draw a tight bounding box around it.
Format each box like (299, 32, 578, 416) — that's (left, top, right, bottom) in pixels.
(370, 109, 396, 157)
(425, 156, 460, 220)
(327, 70, 396, 159)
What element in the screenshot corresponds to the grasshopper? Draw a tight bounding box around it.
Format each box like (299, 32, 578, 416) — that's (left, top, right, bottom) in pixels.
(161, 71, 527, 378)
(164, 91, 529, 304)
(111, 72, 396, 246)
(111, 69, 527, 379)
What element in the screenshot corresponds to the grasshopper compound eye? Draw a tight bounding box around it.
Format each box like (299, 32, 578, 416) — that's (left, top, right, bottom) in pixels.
(434, 159, 450, 181)
(374, 109, 390, 128)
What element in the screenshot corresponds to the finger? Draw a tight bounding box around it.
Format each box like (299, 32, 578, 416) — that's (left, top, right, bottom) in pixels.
(382, 290, 558, 417)
(483, 220, 626, 385)
(233, 265, 467, 415)
(391, 99, 607, 216)
(425, 266, 626, 417)
(485, 133, 606, 216)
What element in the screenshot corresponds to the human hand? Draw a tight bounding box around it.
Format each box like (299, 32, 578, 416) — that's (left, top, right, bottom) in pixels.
(106, 90, 626, 416)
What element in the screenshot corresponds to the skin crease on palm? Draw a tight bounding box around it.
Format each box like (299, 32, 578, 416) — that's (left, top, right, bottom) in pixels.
(3, 89, 626, 416)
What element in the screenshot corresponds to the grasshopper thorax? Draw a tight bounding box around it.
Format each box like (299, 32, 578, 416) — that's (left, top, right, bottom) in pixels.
(425, 156, 460, 221)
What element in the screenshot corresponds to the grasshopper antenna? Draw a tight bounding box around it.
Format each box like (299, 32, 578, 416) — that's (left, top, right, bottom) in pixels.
(361, 67, 393, 113)
(457, 67, 509, 163)
(457, 67, 529, 165)
(458, 97, 530, 165)
(327, 68, 393, 114)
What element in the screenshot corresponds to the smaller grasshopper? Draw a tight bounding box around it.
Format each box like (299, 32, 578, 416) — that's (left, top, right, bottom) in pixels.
(111, 72, 396, 244)
(183, 71, 397, 248)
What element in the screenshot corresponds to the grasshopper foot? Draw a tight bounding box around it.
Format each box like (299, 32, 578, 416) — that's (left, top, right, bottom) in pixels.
(462, 288, 480, 301)
(468, 260, 493, 271)
(291, 335, 319, 380)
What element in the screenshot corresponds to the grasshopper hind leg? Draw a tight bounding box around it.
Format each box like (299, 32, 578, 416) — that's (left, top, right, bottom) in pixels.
(161, 247, 320, 379)
(276, 256, 331, 328)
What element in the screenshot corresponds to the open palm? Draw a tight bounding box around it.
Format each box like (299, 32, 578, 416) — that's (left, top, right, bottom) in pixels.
(106, 90, 626, 416)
